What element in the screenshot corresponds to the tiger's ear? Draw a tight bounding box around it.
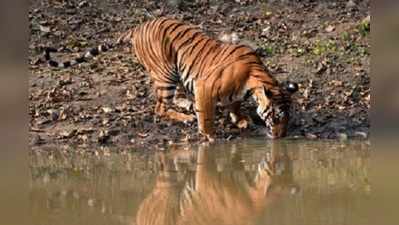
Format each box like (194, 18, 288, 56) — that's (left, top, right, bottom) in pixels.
(285, 81, 298, 94)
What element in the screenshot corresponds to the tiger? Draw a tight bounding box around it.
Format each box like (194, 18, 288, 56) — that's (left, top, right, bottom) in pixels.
(135, 142, 297, 225)
(44, 17, 298, 141)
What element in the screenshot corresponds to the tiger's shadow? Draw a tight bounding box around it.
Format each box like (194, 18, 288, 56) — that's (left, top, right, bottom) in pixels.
(135, 142, 298, 225)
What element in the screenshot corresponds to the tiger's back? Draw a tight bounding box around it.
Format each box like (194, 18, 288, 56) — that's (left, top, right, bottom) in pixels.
(132, 18, 272, 95)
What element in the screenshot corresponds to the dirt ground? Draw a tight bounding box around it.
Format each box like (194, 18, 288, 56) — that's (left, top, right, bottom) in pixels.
(29, 0, 370, 149)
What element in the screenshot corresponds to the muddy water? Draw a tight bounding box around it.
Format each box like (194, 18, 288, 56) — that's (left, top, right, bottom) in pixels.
(30, 140, 370, 225)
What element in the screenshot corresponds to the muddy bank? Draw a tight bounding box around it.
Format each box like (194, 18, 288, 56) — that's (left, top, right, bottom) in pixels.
(29, 0, 370, 149)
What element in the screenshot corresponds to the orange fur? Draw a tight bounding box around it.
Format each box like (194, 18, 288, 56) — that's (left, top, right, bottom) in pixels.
(135, 142, 297, 225)
(129, 18, 297, 140)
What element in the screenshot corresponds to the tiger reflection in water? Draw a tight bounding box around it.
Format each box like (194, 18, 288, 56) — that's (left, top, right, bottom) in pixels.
(135, 142, 298, 225)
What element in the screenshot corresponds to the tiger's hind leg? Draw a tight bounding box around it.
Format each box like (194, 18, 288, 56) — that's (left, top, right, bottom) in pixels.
(228, 102, 252, 129)
(154, 84, 196, 124)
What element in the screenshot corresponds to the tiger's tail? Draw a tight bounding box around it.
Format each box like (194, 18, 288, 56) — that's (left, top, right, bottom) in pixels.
(44, 29, 134, 68)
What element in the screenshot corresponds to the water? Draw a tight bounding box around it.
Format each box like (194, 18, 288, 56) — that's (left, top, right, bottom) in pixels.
(29, 140, 371, 225)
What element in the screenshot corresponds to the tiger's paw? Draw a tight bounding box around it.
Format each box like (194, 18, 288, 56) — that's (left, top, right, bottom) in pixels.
(201, 134, 215, 143)
(166, 110, 196, 124)
(198, 131, 215, 143)
(236, 118, 250, 129)
(182, 114, 196, 124)
(230, 113, 252, 129)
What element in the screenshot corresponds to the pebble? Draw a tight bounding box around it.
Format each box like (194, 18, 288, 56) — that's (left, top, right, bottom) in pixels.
(31, 135, 45, 145)
(337, 132, 348, 141)
(325, 25, 335, 32)
(88, 199, 95, 207)
(346, 0, 356, 8)
(305, 133, 317, 139)
(354, 131, 368, 139)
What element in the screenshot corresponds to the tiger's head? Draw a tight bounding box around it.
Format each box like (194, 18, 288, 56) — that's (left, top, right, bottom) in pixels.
(253, 81, 298, 139)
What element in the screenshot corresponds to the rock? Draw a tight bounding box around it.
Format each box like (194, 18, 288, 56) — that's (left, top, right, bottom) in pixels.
(218, 31, 240, 44)
(47, 109, 59, 121)
(39, 25, 50, 33)
(102, 107, 113, 114)
(354, 131, 368, 139)
(346, 0, 356, 8)
(325, 25, 335, 33)
(305, 133, 317, 139)
(87, 199, 95, 207)
(337, 132, 348, 141)
(59, 130, 76, 139)
(78, 1, 89, 8)
(31, 135, 45, 145)
(315, 62, 327, 74)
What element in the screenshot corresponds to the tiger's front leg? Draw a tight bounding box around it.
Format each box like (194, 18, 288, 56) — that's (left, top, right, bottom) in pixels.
(194, 81, 216, 142)
(228, 102, 252, 129)
(154, 85, 196, 124)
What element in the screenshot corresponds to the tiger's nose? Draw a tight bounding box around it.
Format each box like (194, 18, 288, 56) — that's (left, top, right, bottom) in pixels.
(266, 128, 286, 139)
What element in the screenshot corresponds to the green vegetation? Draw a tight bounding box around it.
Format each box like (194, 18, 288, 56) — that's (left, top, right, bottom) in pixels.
(358, 16, 370, 37)
(312, 39, 337, 56)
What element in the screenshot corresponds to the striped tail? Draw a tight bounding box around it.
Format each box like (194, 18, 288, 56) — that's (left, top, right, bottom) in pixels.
(44, 43, 113, 68)
(44, 29, 134, 68)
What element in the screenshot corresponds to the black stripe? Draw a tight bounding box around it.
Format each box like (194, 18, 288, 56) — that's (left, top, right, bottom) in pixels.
(176, 31, 202, 51)
(157, 19, 175, 41)
(169, 23, 185, 35)
(219, 45, 247, 62)
(260, 79, 274, 85)
(189, 80, 194, 94)
(262, 107, 268, 114)
(191, 39, 211, 63)
(168, 27, 196, 61)
(246, 62, 265, 68)
(163, 71, 179, 83)
(177, 32, 202, 62)
(237, 51, 257, 60)
(196, 41, 219, 74)
(163, 23, 182, 37)
(163, 95, 174, 100)
(169, 27, 196, 45)
(157, 86, 176, 91)
(228, 92, 235, 102)
(209, 44, 228, 64)
(181, 68, 189, 83)
(184, 39, 210, 78)
(158, 18, 171, 29)
(140, 23, 175, 81)
(171, 70, 179, 82)
(243, 88, 255, 100)
(163, 23, 186, 62)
